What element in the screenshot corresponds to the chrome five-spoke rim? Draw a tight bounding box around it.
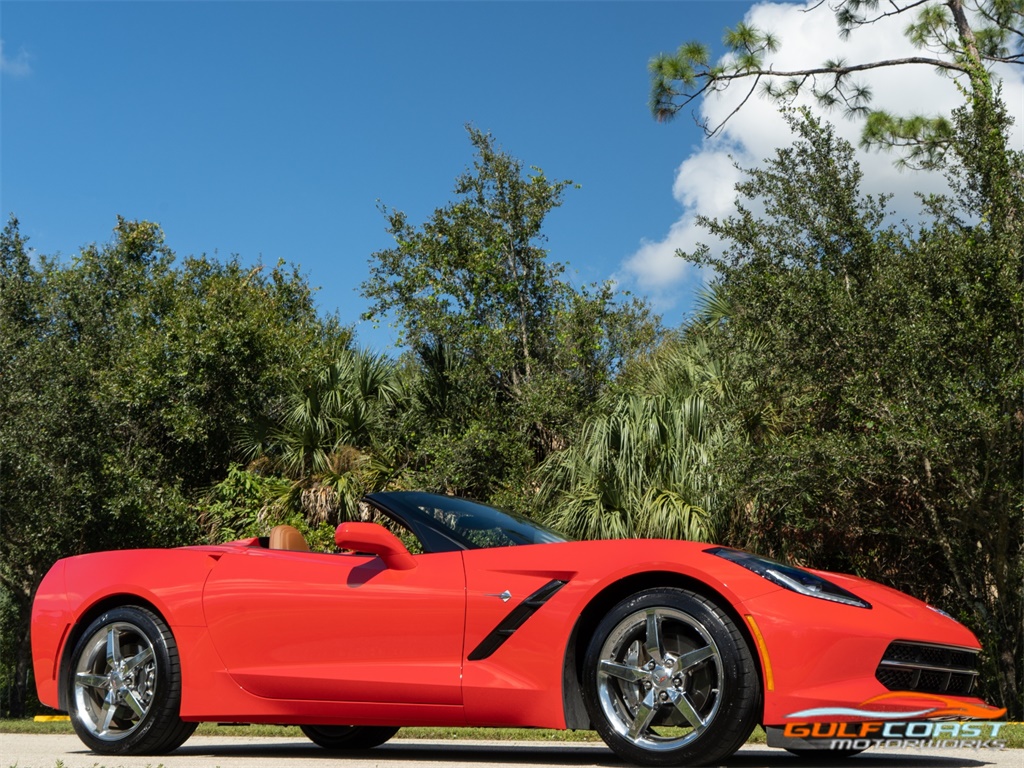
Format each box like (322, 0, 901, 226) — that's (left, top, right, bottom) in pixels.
(596, 607, 723, 751)
(73, 621, 157, 741)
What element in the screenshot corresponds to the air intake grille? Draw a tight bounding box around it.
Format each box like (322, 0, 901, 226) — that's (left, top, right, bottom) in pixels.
(875, 642, 979, 696)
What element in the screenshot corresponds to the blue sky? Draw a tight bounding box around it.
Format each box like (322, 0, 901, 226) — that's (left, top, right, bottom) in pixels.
(5, 2, 1020, 351)
(2, 1, 745, 349)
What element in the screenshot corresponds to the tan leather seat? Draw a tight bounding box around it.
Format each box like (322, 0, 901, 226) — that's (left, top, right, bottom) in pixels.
(269, 524, 310, 552)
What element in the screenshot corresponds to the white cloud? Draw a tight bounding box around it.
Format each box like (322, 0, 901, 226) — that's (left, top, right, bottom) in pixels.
(620, 150, 741, 293)
(623, 1, 1024, 312)
(1, 40, 32, 77)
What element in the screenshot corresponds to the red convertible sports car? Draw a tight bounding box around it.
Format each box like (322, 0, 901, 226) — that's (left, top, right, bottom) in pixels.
(32, 492, 998, 765)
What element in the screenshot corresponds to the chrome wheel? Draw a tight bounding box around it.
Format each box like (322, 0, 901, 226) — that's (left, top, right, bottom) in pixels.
(583, 588, 760, 766)
(67, 606, 196, 755)
(596, 606, 723, 751)
(74, 621, 157, 741)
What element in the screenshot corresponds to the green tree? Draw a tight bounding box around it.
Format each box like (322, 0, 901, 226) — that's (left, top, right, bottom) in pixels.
(0, 217, 341, 715)
(650, 0, 1023, 715)
(362, 128, 659, 504)
(363, 127, 576, 394)
(681, 108, 1022, 715)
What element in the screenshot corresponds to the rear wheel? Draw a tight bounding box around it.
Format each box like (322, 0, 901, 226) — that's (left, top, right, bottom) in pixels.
(300, 724, 400, 750)
(68, 606, 196, 755)
(582, 588, 760, 766)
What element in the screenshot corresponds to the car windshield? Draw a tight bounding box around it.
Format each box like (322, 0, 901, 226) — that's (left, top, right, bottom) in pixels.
(368, 491, 568, 550)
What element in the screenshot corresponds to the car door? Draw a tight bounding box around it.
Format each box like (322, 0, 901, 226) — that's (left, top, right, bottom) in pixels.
(202, 545, 466, 705)
(460, 545, 577, 725)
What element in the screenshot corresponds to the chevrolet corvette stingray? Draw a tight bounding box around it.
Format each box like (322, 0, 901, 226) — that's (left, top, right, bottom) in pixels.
(31, 491, 996, 765)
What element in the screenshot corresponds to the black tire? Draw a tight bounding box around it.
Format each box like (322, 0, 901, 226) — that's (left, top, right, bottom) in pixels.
(786, 747, 867, 759)
(67, 605, 196, 755)
(582, 588, 760, 767)
(300, 724, 400, 750)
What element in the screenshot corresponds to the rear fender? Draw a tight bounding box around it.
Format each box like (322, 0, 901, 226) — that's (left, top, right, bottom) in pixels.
(31, 560, 70, 710)
(48, 549, 221, 710)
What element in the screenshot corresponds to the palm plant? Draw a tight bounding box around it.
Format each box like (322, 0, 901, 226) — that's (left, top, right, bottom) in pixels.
(538, 338, 725, 541)
(538, 288, 760, 542)
(241, 348, 405, 526)
(411, 339, 466, 434)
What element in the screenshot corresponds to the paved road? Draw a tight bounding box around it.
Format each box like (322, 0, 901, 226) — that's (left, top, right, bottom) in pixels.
(1, 734, 1021, 768)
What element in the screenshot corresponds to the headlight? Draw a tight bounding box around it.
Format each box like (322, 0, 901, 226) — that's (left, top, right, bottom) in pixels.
(707, 547, 872, 609)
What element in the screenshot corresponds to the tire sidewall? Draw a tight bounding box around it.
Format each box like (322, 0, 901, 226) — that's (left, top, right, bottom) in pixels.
(67, 606, 176, 755)
(582, 587, 759, 767)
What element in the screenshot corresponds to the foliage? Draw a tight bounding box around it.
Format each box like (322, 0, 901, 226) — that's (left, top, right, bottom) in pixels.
(0, 216, 342, 715)
(680, 107, 1022, 716)
(649, 0, 1023, 167)
(538, 329, 736, 541)
(650, 0, 1022, 718)
(236, 348, 407, 526)
(363, 127, 575, 379)
(191, 130, 660, 543)
(200, 463, 337, 552)
(200, 463, 287, 542)
(362, 128, 660, 504)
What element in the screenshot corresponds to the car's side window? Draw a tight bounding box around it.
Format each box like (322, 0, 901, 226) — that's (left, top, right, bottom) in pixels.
(411, 503, 529, 548)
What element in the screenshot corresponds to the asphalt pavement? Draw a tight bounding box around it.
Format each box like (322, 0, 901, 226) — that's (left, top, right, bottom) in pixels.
(2, 734, 1021, 768)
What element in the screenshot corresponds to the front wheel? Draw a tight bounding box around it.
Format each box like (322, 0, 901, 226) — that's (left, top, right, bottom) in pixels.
(68, 606, 196, 755)
(300, 724, 400, 750)
(582, 588, 760, 766)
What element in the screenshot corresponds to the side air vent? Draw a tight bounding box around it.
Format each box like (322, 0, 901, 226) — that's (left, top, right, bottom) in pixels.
(875, 641, 979, 696)
(468, 580, 567, 661)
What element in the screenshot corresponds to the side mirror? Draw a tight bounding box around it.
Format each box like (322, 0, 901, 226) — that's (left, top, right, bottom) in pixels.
(335, 522, 417, 571)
